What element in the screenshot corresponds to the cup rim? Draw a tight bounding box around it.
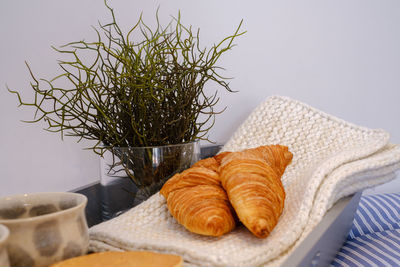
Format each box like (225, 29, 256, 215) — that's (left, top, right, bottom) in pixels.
(0, 224, 9, 244)
(0, 192, 87, 224)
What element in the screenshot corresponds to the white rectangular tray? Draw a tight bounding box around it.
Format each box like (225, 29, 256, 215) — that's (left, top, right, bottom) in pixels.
(282, 192, 362, 266)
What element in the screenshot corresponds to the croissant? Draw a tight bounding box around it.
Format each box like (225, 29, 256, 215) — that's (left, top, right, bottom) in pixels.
(218, 145, 293, 238)
(160, 157, 236, 237)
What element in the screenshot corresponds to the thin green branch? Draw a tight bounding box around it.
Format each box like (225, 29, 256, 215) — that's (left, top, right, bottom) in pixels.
(8, 0, 244, 150)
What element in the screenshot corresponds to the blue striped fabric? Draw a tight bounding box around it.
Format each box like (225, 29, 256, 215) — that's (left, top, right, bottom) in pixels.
(331, 193, 400, 267)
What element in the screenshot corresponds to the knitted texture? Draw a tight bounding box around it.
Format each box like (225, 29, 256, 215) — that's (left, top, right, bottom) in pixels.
(89, 96, 400, 266)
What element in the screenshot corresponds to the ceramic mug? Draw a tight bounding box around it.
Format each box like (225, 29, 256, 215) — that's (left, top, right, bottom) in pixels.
(0, 224, 10, 267)
(0, 192, 89, 267)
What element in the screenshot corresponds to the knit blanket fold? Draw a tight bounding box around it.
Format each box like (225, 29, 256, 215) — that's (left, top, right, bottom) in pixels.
(89, 95, 400, 266)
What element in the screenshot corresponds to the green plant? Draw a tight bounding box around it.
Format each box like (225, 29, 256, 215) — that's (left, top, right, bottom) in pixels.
(9, 2, 244, 155)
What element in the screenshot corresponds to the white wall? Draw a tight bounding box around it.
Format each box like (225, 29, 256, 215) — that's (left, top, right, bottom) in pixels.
(1, 0, 399, 197)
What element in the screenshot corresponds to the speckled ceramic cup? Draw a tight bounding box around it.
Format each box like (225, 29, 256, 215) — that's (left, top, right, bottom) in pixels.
(0, 224, 10, 267)
(0, 192, 89, 267)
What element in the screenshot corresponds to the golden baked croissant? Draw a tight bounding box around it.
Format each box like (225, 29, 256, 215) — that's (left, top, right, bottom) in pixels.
(218, 145, 292, 238)
(160, 157, 236, 237)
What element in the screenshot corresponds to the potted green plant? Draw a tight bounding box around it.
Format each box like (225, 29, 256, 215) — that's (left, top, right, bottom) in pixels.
(8, 2, 244, 216)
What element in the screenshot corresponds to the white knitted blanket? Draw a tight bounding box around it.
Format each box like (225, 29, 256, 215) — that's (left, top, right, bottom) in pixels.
(89, 96, 400, 266)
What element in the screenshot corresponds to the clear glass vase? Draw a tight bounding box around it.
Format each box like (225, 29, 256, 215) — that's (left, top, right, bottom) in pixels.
(100, 141, 200, 220)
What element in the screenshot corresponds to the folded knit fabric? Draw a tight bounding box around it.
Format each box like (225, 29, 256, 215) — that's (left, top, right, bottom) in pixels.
(89, 95, 400, 266)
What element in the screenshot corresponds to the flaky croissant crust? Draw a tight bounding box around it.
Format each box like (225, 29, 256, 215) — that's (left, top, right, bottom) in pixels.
(219, 145, 292, 238)
(160, 145, 292, 238)
(160, 157, 236, 237)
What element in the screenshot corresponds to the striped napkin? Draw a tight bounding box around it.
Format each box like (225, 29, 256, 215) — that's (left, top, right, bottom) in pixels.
(332, 193, 400, 266)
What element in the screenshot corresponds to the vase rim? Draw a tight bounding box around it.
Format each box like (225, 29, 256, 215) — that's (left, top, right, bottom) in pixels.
(101, 140, 200, 149)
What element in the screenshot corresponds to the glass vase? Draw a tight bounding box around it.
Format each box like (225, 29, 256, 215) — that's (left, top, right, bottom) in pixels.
(100, 141, 200, 220)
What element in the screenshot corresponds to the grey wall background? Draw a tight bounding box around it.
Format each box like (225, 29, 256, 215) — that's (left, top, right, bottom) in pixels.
(1, 0, 399, 197)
